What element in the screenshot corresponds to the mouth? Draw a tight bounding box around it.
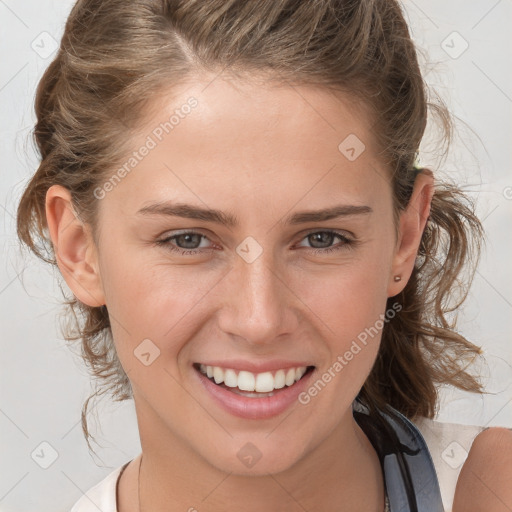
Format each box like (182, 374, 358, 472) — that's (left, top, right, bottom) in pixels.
(193, 361, 316, 419)
(193, 362, 316, 398)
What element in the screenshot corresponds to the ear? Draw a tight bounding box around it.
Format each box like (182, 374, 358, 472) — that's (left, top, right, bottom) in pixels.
(387, 169, 434, 297)
(45, 185, 105, 307)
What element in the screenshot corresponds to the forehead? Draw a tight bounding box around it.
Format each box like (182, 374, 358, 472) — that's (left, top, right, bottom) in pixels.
(103, 74, 388, 214)
(141, 74, 378, 159)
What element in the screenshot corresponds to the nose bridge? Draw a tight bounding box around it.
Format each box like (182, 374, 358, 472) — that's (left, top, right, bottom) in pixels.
(218, 247, 296, 344)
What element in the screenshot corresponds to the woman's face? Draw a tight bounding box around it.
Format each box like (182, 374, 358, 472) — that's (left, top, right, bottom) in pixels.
(75, 76, 414, 475)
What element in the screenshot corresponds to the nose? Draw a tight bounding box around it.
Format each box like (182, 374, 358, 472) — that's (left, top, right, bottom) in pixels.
(216, 249, 299, 347)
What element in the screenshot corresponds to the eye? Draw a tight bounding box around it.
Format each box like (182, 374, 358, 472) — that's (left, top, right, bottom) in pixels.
(155, 231, 214, 255)
(155, 229, 356, 256)
(295, 230, 355, 254)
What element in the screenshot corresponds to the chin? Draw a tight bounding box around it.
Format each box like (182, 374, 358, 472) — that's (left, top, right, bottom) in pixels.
(203, 441, 305, 477)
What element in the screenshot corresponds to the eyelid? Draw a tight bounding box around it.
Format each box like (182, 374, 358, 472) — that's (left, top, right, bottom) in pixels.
(299, 227, 354, 240)
(294, 229, 355, 250)
(157, 228, 216, 243)
(156, 229, 217, 249)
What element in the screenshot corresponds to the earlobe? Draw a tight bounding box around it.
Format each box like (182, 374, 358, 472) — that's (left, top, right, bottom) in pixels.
(45, 185, 105, 307)
(387, 169, 435, 297)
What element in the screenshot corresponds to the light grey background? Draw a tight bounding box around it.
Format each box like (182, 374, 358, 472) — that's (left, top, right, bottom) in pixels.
(1, 1, 511, 511)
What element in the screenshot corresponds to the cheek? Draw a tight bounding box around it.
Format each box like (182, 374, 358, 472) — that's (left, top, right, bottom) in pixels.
(288, 264, 390, 423)
(98, 244, 221, 358)
(296, 254, 392, 337)
(290, 250, 393, 390)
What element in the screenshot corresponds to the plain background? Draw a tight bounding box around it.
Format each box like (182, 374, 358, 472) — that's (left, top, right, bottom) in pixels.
(1, 1, 511, 511)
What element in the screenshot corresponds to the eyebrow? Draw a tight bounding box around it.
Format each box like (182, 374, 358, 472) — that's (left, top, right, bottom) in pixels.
(136, 201, 372, 227)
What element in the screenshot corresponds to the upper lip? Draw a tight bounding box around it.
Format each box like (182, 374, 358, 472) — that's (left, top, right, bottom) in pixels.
(194, 360, 315, 373)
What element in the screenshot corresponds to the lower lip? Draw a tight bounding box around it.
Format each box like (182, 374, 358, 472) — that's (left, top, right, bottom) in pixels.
(194, 366, 315, 420)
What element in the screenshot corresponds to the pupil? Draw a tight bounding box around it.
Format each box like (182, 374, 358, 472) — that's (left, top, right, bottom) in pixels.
(179, 233, 199, 249)
(311, 232, 332, 248)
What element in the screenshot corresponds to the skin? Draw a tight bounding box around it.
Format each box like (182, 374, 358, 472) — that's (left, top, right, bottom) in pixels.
(45, 75, 435, 511)
(452, 427, 512, 512)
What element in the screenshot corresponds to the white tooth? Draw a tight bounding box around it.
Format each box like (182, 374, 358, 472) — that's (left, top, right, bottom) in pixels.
(237, 370, 255, 391)
(213, 366, 224, 384)
(205, 364, 309, 392)
(224, 369, 238, 388)
(255, 372, 275, 392)
(274, 369, 286, 389)
(285, 368, 296, 386)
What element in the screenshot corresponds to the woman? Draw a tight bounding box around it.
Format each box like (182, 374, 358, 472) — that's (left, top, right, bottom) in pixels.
(16, 0, 511, 511)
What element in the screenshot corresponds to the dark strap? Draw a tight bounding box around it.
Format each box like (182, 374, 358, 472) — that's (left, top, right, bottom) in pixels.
(353, 398, 445, 512)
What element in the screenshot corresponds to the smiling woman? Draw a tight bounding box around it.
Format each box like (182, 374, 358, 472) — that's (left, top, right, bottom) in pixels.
(15, 1, 510, 512)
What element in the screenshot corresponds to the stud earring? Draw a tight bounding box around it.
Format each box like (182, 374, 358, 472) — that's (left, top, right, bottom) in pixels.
(394, 275, 401, 282)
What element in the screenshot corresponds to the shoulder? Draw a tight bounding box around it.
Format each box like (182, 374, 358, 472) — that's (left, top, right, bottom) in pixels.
(69, 462, 129, 512)
(412, 415, 489, 512)
(452, 427, 512, 512)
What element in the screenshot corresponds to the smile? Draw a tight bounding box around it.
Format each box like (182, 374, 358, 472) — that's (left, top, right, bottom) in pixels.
(193, 363, 316, 419)
(196, 363, 313, 394)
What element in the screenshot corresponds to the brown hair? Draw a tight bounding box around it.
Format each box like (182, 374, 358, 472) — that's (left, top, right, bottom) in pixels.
(16, 0, 486, 450)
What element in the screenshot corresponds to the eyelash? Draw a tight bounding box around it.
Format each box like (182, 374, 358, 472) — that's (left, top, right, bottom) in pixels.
(155, 230, 357, 256)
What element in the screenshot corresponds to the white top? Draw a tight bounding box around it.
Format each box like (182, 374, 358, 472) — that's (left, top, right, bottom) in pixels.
(70, 460, 128, 512)
(69, 417, 487, 512)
